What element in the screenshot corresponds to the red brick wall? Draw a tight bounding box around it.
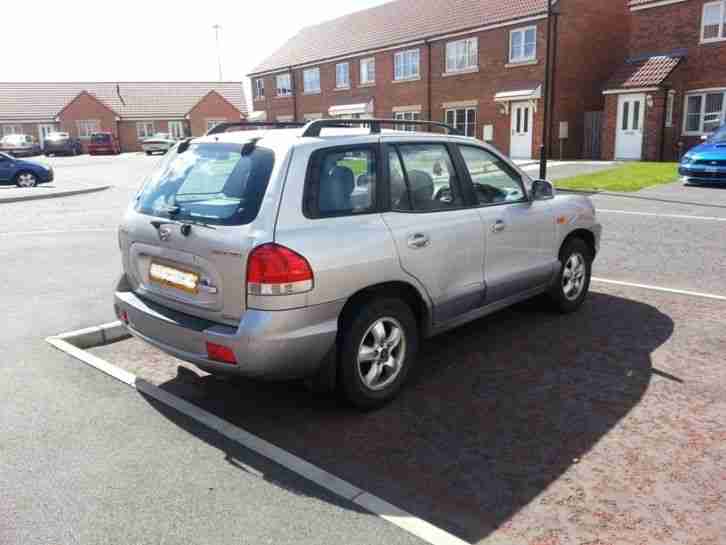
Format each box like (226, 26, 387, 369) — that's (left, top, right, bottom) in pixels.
(57, 92, 118, 152)
(553, 0, 630, 159)
(188, 91, 243, 136)
(601, 95, 619, 160)
(605, 0, 726, 159)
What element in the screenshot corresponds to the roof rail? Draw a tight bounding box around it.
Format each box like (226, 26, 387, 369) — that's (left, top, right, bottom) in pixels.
(206, 121, 306, 136)
(301, 118, 462, 138)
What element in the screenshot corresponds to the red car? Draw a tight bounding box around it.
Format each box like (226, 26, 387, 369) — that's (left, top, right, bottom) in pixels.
(87, 132, 121, 155)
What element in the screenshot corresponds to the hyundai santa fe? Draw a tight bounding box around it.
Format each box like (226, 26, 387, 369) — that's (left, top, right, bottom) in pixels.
(114, 119, 601, 409)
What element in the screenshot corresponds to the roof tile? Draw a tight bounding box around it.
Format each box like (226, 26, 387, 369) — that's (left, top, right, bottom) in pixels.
(0, 82, 247, 122)
(605, 55, 682, 90)
(250, 0, 549, 75)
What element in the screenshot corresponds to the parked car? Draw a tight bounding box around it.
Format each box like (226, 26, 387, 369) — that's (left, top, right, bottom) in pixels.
(680, 125, 726, 185)
(141, 133, 177, 155)
(0, 152, 54, 187)
(88, 132, 121, 155)
(114, 119, 601, 409)
(43, 132, 83, 156)
(0, 134, 42, 157)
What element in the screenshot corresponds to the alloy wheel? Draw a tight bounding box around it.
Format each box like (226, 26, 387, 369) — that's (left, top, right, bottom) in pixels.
(562, 252, 587, 301)
(357, 317, 406, 391)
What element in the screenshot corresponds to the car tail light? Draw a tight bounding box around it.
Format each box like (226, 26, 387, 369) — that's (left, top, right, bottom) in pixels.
(206, 342, 237, 365)
(247, 243, 314, 296)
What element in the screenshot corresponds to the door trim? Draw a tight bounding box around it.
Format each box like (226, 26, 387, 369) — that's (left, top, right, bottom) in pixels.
(614, 93, 645, 160)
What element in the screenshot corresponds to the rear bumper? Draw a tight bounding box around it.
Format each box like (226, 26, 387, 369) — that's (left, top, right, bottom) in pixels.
(113, 280, 343, 379)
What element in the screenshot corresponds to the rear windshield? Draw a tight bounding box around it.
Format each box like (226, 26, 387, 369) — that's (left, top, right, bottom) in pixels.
(135, 143, 275, 226)
(91, 133, 111, 143)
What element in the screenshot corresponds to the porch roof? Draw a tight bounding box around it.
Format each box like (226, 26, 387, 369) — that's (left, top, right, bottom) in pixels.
(604, 55, 682, 92)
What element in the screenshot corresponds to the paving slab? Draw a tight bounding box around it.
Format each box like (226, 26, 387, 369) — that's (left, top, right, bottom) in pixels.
(90, 284, 726, 545)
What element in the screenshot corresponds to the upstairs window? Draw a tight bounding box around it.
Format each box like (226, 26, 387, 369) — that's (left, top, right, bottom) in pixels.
(254, 79, 265, 100)
(303, 68, 321, 93)
(684, 91, 726, 134)
(509, 26, 537, 63)
(394, 49, 420, 80)
(360, 57, 376, 84)
(446, 38, 478, 73)
(336, 63, 350, 89)
(276, 73, 293, 97)
(702, 1, 726, 41)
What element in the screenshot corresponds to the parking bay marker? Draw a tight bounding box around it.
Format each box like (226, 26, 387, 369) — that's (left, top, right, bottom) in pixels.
(598, 209, 726, 222)
(593, 277, 726, 302)
(46, 322, 471, 545)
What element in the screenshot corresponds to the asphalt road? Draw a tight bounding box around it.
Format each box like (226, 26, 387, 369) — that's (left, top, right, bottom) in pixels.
(2, 154, 725, 544)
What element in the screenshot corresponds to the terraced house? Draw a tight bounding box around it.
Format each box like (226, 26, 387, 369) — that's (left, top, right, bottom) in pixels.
(0, 82, 247, 153)
(602, 0, 726, 161)
(249, 0, 628, 160)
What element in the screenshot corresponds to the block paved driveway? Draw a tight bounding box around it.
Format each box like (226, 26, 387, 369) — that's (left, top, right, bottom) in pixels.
(2, 154, 725, 545)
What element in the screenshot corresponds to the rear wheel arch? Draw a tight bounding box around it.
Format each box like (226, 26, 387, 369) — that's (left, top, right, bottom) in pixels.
(338, 281, 430, 340)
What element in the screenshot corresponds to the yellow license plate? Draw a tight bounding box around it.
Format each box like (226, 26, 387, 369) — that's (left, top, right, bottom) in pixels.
(149, 263, 199, 294)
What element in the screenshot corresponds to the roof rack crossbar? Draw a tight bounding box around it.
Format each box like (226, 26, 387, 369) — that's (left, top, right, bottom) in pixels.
(301, 118, 462, 137)
(206, 121, 306, 136)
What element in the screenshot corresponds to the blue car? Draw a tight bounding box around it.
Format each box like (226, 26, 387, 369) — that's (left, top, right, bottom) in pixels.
(0, 152, 54, 187)
(679, 125, 726, 185)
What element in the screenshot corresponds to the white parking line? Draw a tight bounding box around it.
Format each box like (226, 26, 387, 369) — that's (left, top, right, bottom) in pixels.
(593, 277, 726, 302)
(598, 209, 726, 222)
(46, 323, 470, 545)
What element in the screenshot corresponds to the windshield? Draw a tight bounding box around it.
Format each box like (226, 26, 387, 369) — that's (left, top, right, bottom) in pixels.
(91, 133, 111, 143)
(709, 125, 726, 143)
(135, 142, 275, 226)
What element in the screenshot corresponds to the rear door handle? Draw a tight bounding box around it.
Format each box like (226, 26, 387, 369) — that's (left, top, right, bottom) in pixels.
(407, 233, 430, 249)
(492, 220, 506, 233)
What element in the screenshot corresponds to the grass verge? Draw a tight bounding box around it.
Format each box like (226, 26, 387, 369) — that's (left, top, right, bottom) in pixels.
(555, 162, 679, 192)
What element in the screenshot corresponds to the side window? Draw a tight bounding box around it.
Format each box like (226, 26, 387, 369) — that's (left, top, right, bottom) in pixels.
(388, 149, 412, 211)
(459, 146, 526, 205)
(307, 147, 377, 218)
(395, 144, 464, 211)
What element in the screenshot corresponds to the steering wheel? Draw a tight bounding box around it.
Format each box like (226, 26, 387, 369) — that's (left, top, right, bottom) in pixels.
(434, 187, 453, 204)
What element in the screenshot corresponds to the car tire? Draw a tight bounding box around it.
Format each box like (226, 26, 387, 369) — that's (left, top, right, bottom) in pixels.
(145, 151, 152, 156)
(548, 238, 593, 314)
(338, 298, 419, 410)
(15, 171, 38, 188)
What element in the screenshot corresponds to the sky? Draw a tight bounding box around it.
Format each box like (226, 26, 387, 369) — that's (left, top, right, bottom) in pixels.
(4, 0, 390, 111)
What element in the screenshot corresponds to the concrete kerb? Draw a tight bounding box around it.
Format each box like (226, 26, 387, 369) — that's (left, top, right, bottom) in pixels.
(0, 185, 111, 205)
(45, 322, 471, 545)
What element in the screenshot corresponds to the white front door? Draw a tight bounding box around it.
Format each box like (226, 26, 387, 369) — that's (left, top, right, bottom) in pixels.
(38, 124, 57, 147)
(510, 101, 533, 159)
(615, 93, 645, 160)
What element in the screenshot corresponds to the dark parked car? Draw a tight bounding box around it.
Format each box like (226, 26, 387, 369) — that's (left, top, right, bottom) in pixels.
(0, 152, 54, 187)
(44, 132, 83, 156)
(87, 132, 121, 155)
(0, 134, 42, 157)
(680, 125, 726, 185)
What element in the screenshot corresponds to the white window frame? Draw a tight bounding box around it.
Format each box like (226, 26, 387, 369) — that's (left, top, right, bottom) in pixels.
(445, 108, 477, 137)
(276, 73, 293, 97)
(2, 125, 23, 136)
(254, 79, 265, 100)
(360, 57, 376, 85)
(445, 37, 479, 73)
(77, 120, 100, 139)
(168, 121, 185, 139)
(701, 0, 726, 43)
(509, 26, 537, 64)
(206, 119, 227, 132)
(136, 121, 155, 139)
(303, 67, 321, 94)
(394, 49, 420, 81)
(682, 90, 726, 135)
(665, 91, 676, 128)
(336, 62, 350, 89)
(394, 111, 421, 132)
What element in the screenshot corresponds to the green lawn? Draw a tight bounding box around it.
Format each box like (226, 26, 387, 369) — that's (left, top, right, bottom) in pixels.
(555, 162, 679, 192)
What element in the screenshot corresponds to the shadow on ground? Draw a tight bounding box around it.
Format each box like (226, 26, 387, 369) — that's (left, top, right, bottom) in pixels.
(144, 292, 673, 542)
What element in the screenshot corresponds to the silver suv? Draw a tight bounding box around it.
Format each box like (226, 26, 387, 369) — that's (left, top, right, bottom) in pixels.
(115, 119, 601, 409)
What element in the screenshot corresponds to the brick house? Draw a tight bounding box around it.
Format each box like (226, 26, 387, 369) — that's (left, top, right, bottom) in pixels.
(0, 82, 247, 153)
(248, 0, 628, 160)
(602, 0, 726, 161)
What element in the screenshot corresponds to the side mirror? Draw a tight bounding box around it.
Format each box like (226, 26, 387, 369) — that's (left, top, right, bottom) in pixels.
(531, 179, 554, 201)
